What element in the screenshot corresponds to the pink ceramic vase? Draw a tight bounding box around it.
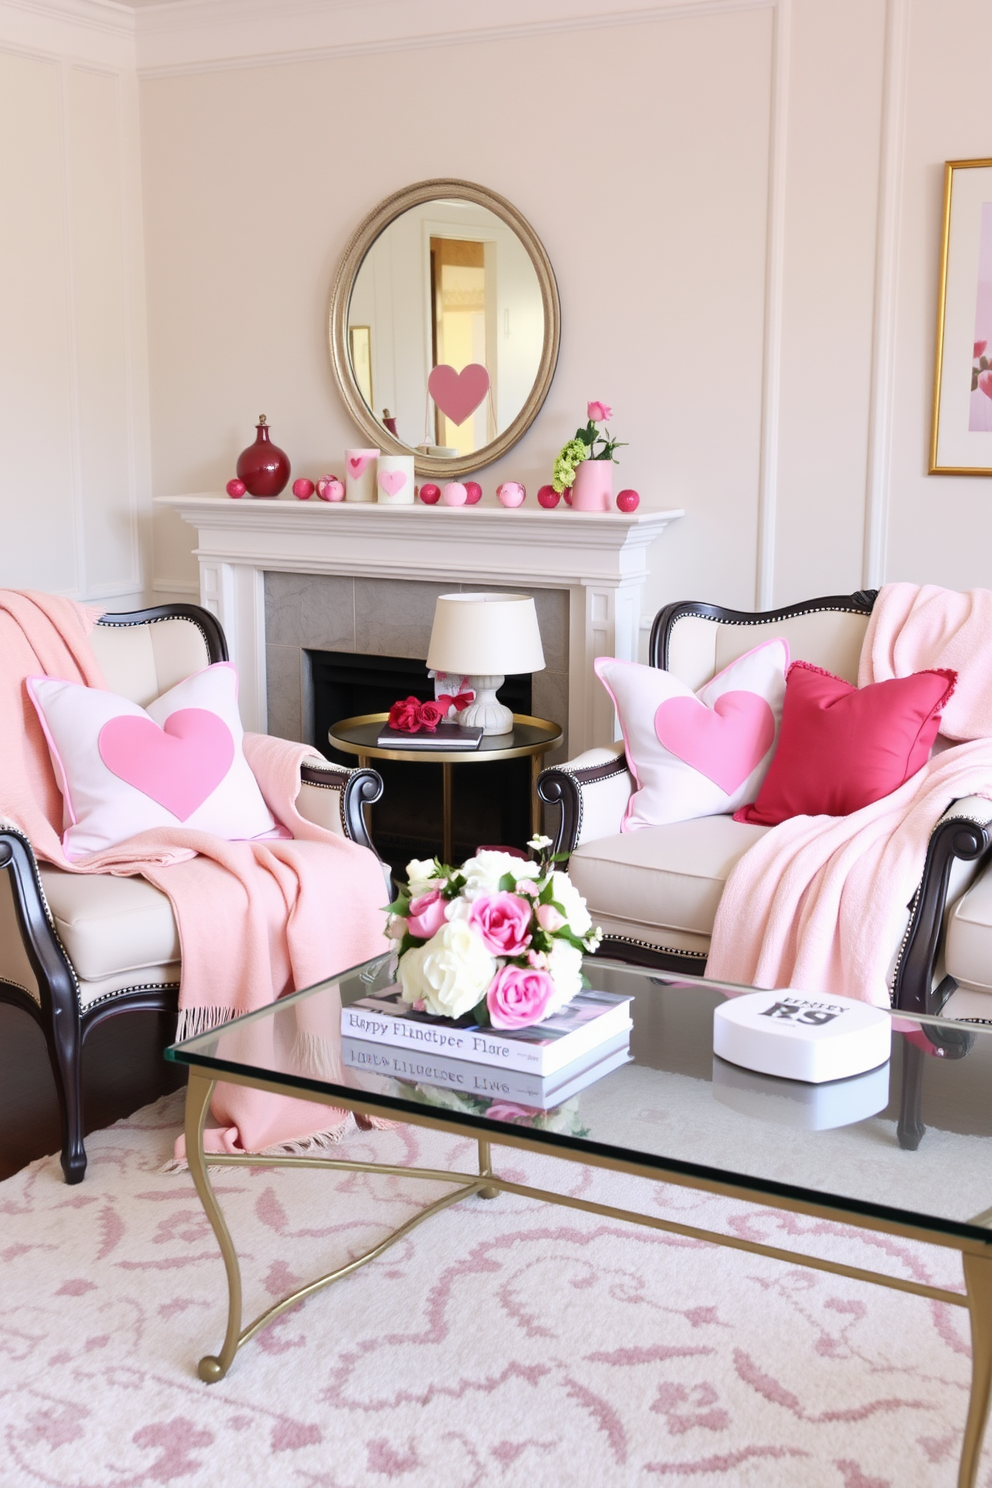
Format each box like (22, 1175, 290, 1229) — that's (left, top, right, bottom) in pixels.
(570, 459, 613, 511)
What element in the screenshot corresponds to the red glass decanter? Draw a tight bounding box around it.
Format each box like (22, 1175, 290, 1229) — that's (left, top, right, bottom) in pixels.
(236, 415, 291, 497)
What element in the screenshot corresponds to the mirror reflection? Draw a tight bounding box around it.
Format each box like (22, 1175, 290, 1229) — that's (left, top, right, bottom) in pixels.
(346, 198, 546, 461)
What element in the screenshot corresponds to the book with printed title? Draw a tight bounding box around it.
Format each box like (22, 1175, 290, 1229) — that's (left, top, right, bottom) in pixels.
(341, 1028, 633, 1109)
(340, 987, 633, 1077)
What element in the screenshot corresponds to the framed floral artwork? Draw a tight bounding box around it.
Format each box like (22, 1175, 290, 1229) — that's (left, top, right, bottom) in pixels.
(930, 158, 992, 474)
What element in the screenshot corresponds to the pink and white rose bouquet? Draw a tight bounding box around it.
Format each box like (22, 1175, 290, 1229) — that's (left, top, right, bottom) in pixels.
(385, 838, 602, 1028)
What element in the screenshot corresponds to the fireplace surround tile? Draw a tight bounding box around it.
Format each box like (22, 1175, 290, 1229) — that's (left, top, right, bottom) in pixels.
(354, 577, 451, 659)
(264, 571, 571, 762)
(265, 572, 355, 651)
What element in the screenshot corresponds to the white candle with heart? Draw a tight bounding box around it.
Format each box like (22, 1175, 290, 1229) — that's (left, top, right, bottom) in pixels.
(344, 448, 379, 502)
(375, 454, 415, 505)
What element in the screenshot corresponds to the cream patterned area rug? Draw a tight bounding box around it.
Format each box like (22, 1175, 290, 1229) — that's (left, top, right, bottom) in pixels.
(1, 1091, 989, 1488)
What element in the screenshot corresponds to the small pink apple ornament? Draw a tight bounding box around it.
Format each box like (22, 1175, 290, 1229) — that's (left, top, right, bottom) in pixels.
(316, 474, 345, 502)
(616, 489, 640, 512)
(537, 484, 560, 509)
(292, 478, 314, 500)
(441, 481, 468, 506)
(226, 478, 246, 499)
(497, 481, 526, 508)
(464, 481, 483, 505)
(419, 482, 441, 505)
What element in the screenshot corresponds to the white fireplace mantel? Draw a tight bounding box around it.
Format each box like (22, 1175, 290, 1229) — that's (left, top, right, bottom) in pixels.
(157, 494, 684, 755)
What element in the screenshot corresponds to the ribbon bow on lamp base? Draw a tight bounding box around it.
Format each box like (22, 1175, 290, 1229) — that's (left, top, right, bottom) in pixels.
(426, 594, 546, 737)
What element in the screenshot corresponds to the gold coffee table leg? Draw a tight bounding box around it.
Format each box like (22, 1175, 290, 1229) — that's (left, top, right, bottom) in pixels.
(477, 1137, 499, 1200)
(960, 1249, 992, 1486)
(184, 1071, 243, 1383)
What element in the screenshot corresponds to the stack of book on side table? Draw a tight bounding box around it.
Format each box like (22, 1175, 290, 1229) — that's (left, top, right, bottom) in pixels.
(341, 987, 633, 1110)
(376, 722, 484, 750)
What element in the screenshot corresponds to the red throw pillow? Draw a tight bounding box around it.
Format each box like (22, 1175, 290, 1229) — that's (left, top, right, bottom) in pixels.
(734, 661, 956, 825)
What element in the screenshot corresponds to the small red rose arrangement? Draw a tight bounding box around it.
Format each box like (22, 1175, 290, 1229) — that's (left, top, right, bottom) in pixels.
(387, 696, 447, 733)
(385, 840, 603, 1029)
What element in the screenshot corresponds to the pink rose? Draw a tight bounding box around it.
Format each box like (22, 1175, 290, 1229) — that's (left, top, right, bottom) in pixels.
(526, 948, 549, 969)
(407, 888, 448, 939)
(515, 879, 539, 897)
(487, 964, 556, 1029)
(976, 341, 988, 359)
(587, 401, 612, 422)
(468, 893, 533, 956)
(485, 1102, 538, 1125)
(980, 370, 992, 403)
(536, 903, 566, 933)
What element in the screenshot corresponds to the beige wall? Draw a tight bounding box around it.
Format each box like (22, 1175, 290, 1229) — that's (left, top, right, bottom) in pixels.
(4, 0, 992, 620)
(0, 0, 149, 610)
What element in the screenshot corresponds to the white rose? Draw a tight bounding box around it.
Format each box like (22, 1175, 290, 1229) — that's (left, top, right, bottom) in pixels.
(397, 920, 497, 1019)
(546, 939, 584, 1013)
(549, 871, 592, 936)
(459, 850, 540, 900)
(406, 857, 441, 898)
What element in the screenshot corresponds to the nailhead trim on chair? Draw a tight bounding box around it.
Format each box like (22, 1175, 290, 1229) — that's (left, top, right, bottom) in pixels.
(542, 757, 632, 851)
(298, 769, 350, 837)
(599, 933, 708, 961)
(97, 610, 214, 659)
(81, 980, 181, 1013)
(3, 825, 82, 1009)
(0, 973, 39, 1004)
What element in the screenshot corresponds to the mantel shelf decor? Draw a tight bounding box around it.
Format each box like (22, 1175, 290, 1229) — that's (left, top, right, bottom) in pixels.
(155, 492, 684, 759)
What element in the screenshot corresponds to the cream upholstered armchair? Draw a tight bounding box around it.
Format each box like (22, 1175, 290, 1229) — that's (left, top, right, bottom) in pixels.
(0, 603, 384, 1184)
(538, 590, 992, 1018)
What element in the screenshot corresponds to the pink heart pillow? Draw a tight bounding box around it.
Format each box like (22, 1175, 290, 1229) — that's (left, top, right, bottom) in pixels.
(29, 662, 280, 859)
(594, 640, 790, 831)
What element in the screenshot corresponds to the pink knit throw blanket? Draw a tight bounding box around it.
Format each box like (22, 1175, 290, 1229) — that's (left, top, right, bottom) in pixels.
(705, 584, 992, 1005)
(0, 591, 389, 1154)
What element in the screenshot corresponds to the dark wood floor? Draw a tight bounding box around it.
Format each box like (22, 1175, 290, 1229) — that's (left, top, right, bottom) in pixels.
(0, 1002, 186, 1183)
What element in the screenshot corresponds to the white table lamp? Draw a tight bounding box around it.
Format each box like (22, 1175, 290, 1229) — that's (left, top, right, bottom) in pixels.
(426, 593, 545, 735)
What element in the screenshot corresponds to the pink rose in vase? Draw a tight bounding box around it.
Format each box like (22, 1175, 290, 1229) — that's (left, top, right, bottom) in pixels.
(587, 401, 613, 422)
(536, 903, 566, 934)
(485, 1101, 539, 1125)
(468, 892, 533, 957)
(407, 888, 448, 940)
(487, 964, 556, 1028)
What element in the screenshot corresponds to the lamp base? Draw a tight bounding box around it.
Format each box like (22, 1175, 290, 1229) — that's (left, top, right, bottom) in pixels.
(455, 675, 514, 735)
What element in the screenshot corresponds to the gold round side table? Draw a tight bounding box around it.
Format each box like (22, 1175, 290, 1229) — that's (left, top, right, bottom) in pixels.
(327, 712, 563, 864)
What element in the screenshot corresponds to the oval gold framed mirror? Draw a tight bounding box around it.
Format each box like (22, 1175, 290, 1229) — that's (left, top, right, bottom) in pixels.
(329, 179, 561, 479)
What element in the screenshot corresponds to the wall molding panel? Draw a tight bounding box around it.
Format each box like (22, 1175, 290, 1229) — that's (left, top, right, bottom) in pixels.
(863, 0, 911, 589)
(754, 0, 788, 609)
(0, 5, 150, 603)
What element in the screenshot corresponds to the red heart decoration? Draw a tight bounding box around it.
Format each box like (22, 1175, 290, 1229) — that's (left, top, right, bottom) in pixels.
(427, 363, 491, 427)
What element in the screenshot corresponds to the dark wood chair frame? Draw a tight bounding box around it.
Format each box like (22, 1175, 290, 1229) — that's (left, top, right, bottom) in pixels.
(0, 603, 385, 1184)
(538, 589, 992, 1017)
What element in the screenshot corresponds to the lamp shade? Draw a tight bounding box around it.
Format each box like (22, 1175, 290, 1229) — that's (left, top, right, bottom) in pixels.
(426, 593, 545, 676)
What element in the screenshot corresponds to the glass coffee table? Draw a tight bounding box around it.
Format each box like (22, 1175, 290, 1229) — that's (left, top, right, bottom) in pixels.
(168, 956, 992, 1486)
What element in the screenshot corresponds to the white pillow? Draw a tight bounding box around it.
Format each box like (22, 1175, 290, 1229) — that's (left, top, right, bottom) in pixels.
(29, 662, 280, 859)
(594, 639, 790, 831)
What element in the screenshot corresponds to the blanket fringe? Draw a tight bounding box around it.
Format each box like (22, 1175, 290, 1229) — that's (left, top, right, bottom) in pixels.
(174, 1006, 241, 1043)
(163, 1110, 361, 1174)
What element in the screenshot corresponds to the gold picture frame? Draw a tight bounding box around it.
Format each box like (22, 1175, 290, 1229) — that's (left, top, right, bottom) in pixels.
(930, 157, 992, 475)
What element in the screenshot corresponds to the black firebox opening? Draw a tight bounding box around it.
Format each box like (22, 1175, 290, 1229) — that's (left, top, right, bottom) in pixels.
(309, 650, 533, 878)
